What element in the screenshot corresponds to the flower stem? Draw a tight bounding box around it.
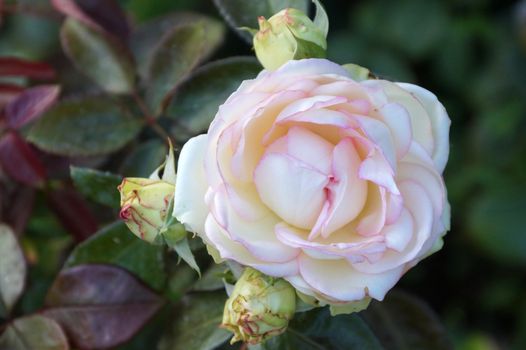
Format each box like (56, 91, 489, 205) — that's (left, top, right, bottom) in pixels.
(132, 91, 171, 141)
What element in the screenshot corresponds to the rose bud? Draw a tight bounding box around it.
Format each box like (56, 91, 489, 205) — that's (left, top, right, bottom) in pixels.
(222, 267, 296, 345)
(253, 3, 327, 70)
(118, 178, 175, 244)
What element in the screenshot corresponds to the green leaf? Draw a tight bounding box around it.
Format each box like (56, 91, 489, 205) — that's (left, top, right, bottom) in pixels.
(70, 166, 123, 208)
(193, 263, 227, 292)
(158, 292, 231, 350)
(61, 18, 136, 94)
(467, 188, 526, 266)
(362, 291, 452, 349)
(65, 221, 166, 291)
(342, 63, 373, 82)
(166, 56, 261, 141)
(146, 19, 225, 115)
(119, 139, 167, 177)
(0, 224, 26, 319)
(213, 0, 309, 41)
(130, 13, 223, 80)
(312, 0, 329, 37)
(0, 315, 69, 350)
(251, 307, 382, 350)
(167, 234, 201, 276)
(28, 96, 142, 156)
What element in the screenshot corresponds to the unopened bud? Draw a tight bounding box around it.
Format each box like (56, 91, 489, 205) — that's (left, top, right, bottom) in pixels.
(222, 267, 296, 345)
(253, 4, 327, 70)
(118, 178, 174, 244)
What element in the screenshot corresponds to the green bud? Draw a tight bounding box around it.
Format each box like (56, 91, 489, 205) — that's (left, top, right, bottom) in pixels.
(118, 178, 175, 244)
(253, 3, 328, 70)
(222, 268, 296, 345)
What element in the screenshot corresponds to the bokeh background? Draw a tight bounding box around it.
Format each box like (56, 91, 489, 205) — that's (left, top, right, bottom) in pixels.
(1, 0, 525, 349)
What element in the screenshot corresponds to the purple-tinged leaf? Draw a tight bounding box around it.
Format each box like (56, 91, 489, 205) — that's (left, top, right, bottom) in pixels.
(145, 18, 225, 115)
(51, 0, 101, 30)
(60, 18, 136, 94)
(0, 57, 56, 80)
(0, 131, 47, 186)
(1, 186, 35, 236)
(76, 0, 130, 39)
(0, 314, 70, 350)
(0, 83, 24, 109)
(44, 264, 164, 350)
(52, 0, 129, 39)
(5, 85, 60, 129)
(0, 224, 27, 319)
(46, 186, 99, 242)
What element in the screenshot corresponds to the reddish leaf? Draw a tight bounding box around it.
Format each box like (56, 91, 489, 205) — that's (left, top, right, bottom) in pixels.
(2, 186, 35, 236)
(76, 0, 130, 39)
(51, 0, 101, 30)
(0, 83, 25, 109)
(0, 57, 56, 80)
(52, 0, 129, 39)
(44, 264, 164, 350)
(0, 131, 47, 186)
(47, 186, 99, 241)
(6, 85, 60, 129)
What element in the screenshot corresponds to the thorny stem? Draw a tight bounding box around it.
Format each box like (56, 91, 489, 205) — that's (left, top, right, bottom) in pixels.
(132, 91, 172, 141)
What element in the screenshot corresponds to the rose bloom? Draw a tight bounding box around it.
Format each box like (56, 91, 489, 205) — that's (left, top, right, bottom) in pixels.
(173, 59, 450, 305)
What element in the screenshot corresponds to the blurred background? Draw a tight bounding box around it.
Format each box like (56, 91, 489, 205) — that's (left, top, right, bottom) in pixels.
(1, 0, 525, 349)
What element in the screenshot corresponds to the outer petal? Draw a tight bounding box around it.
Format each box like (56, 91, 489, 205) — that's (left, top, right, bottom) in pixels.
(298, 254, 404, 301)
(173, 135, 209, 235)
(271, 58, 352, 79)
(397, 83, 450, 173)
(205, 215, 298, 277)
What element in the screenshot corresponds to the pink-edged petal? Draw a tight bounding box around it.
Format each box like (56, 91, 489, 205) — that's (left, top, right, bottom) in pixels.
(254, 152, 329, 229)
(385, 192, 404, 225)
(285, 127, 333, 173)
(205, 215, 298, 277)
(353, 114, 397, 171)
(353, 181, 435, 274)
(173, 135, 209, 235)
(298, 254, 404, 301)
(311, 80, 369, 103)
(208, 187, 299, 263)
(276, 222, 385, 261)
(230, 90, 307, 182)
(358, 150, 399, 195)
(397, 83, 450, 173)
(310, 138, 367, 239)
(397, 161, 445, 217)
(274, 95, 348, 124)
(364, 80, 435, 157)
(378, 102, 412, 158)
(384, 209, 413, 252)
(273, 58, 352, 79)
(356, 184, 387, 236)
(402, 141, 435, 168)
(279, 107, 355, 129)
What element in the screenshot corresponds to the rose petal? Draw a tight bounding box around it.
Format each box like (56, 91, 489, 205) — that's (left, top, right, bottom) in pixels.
(254, 152, 329, 229)
(173, 135, 209, 235)
(377, 102, 412, 159)
(208, 187, 299, 263)
(397, 83, 450, 173)
(310, 138, 367, 239)
(205, 215, 298, 277)
(353, 181, 435, 274)
(364, 80, 435, 157)
(298, 254, 404, 301)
